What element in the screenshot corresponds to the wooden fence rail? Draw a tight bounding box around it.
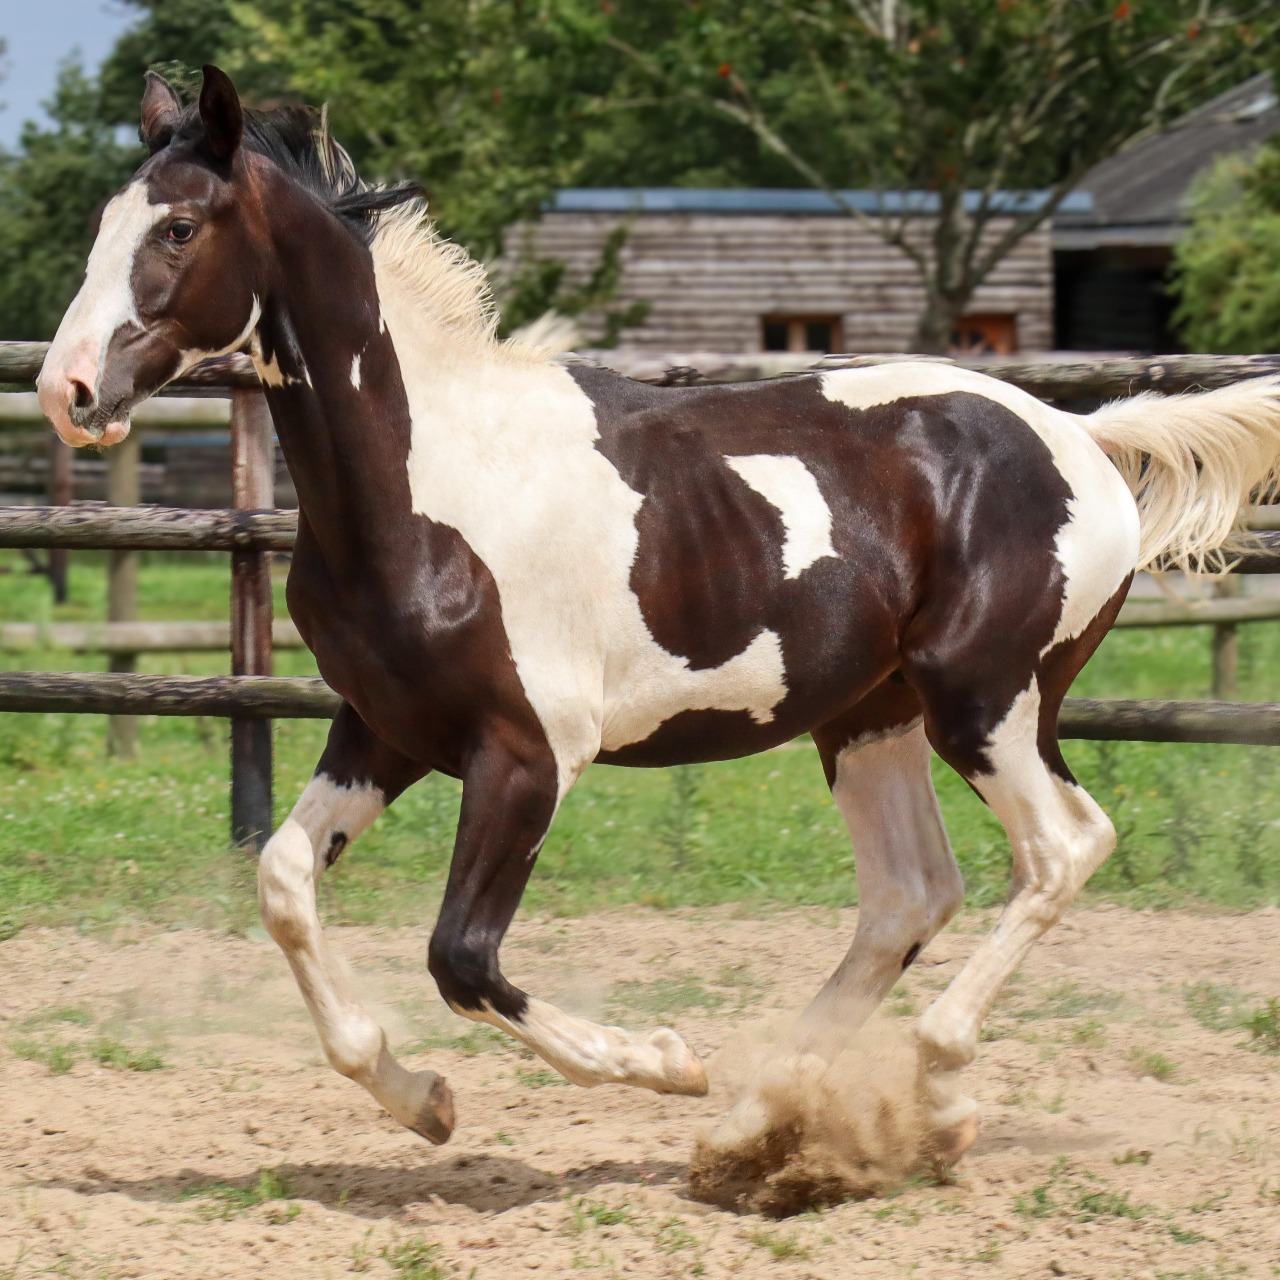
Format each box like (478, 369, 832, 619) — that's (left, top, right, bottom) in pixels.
(1, 672, 1276, 746)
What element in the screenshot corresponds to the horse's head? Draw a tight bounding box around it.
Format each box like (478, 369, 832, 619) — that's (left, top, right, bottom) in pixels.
(38, 66, 265, 447)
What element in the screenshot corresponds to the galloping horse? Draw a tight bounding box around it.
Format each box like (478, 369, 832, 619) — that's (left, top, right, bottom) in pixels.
(38, 68, 1280, 1169)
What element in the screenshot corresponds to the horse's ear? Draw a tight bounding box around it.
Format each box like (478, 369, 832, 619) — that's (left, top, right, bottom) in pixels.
(140, 71, 182, 154)
(199, 64, 243, 165)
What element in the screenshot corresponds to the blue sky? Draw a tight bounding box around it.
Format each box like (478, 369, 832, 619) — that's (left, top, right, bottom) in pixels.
(0, 2, 139, 148)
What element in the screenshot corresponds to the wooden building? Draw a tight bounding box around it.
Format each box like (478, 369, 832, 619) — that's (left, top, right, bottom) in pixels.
(1054, 73, 1280, 353)
(509, 188, 1090, 355)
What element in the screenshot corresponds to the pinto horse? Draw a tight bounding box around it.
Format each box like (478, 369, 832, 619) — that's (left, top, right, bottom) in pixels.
(39, 68, 1280, 1168)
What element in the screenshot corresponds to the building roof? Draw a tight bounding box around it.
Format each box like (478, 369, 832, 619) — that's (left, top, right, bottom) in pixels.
(549, 188, 1093, 216)
(1055, 73, 1280, 250)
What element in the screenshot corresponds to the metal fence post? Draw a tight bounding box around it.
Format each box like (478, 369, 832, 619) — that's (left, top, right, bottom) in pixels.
(229, 390, 275, 850)
(106, 434, 140, 758)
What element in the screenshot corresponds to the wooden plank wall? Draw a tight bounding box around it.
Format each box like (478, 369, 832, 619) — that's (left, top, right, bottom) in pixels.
(511, 212, 1054, 352)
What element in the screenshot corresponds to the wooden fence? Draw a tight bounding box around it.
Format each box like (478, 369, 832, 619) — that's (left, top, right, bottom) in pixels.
(2, 342, 1280, 851)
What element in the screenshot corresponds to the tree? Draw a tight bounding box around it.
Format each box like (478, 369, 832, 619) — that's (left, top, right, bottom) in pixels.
(0, 63, 141, 340)
(578, 0, 1278, 351)
(1172, 138, 1280, 352)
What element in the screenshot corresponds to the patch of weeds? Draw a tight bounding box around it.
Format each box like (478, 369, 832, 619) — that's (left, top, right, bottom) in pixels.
(492, 1130, 515, 1147)
(1013, 981, 1122, 1022)
(380, 1237, 447, 1280)
(1113, 1149, 1153, 1166)
(567, 1197, 633, 1234)
(887, 985, 918, 1017)
(745, 1226, 809, 1261)
(1188, 1189, 1231, 1214)
(401, 1023, 510, 1057)
(1128, 1047, 1178, 1082)
(1183, 982, 1251, 1033)
(1013, 1160, 1067, 1219)
(1168, 1224, 1210, 1245)
(176, 1167, 293, 1220)
(1241, 998, 1280, 1054)
(24, 1006, 93, 1029)
(10, 1036, 79, 1074)
(971, 1237, 1002, 1263)
(516, 1065, 568, 1088)
(265, 1202, 302, 1225)
(656, 1218, 698, 1253)
(870, 1202, 922, 1225)
(1075, 1186, 1148, 1221)
(608, 972, 725, 1019)
(1070, 1017, 1107, 1048)
(89, 1038, 165, 1072)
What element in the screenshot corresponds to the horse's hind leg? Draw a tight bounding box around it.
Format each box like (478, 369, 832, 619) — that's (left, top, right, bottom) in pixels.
(907, 591, 1128, 1158)
(799, 688, 964, 1042)
(256, 704, 453, 1141)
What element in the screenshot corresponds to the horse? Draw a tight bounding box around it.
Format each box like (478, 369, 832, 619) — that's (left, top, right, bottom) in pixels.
(37, 66, 1280, 1179)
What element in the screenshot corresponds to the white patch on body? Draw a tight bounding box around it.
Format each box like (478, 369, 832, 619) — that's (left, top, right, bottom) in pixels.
(725, 453, 838, 578)
(376, 262, 788, 794)
(820, 364, 1140, 650)
(249, 331, 312, 388)
(350, 352, 362, 390)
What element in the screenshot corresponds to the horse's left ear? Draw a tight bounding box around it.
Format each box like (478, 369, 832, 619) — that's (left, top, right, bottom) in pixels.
(199, 64, 243, 165)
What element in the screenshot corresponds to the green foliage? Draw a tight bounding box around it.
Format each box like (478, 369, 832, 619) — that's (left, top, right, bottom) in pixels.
(0, 63, 142, 340)
(1241, 997, 1280, 1053)
(1173, 141, 1280, 353)
(379, 1237, 447, 1280)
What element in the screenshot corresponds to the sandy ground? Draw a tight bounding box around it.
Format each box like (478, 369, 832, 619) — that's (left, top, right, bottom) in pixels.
(1, 905, 1277, 1280)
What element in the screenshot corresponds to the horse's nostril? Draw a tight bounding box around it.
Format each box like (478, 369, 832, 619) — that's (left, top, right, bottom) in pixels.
(70, 379, 94, 411)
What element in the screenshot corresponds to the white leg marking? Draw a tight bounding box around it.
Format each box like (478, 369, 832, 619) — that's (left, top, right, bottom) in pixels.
(259, 776, 451, 1134)
(350, 352, 362, 390)
(917, 683, 1116, 1072)
(459, 998, 708, 1095)
(798, 721, 963, 1041)
(724, 454, 838, 578)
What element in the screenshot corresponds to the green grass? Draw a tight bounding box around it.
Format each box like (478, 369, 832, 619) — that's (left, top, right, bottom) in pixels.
(176, 1167, 293, 1219)
(379, 1238, 447, 1280)
(1128, 1047, 1179, 1082)
(11, 1035, 79, 1074)
(88, 1037, 166, 1072)
(1, 553, 1279, 932)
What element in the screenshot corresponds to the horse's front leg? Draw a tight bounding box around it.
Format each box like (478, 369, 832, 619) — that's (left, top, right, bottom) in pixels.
(256, 704, 456, 1141)
(428, 736, 707, 1096)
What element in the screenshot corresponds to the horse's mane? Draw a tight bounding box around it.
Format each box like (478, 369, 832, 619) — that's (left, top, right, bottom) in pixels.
(169, 102, 511, 353)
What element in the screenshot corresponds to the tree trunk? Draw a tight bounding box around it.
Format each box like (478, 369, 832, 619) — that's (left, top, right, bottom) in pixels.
(909, 292, 962, 354)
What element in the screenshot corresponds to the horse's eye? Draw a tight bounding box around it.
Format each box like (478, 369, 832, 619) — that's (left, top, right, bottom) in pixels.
(166, 220, 197, 245)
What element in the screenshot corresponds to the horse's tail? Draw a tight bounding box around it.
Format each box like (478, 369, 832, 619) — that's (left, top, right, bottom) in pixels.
(1082, 375, 1280, 573)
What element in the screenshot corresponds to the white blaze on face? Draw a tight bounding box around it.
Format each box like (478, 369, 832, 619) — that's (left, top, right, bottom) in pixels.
(725, 453, 838, 578)
(38, 184, 171, 441)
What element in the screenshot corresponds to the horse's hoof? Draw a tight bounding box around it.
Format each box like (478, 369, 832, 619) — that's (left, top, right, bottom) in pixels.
(407, 1070, 455, 1144)
(931, 1110, 979, 1166)
(648, 1027, 709, 1096)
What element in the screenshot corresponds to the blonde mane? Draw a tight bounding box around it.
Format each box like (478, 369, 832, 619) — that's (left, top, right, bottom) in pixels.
(369, 202, 552, 362)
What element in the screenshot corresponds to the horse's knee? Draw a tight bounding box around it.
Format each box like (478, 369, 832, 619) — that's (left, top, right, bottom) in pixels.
(428, 926, 524, 1019)
(258, 819, 315, 947)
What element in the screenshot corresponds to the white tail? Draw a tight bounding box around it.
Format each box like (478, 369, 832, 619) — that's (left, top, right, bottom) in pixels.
(1083, 375, 1280, 573)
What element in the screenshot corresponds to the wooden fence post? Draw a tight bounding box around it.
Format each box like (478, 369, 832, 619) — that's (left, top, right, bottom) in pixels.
(46, 436, 72, 603)
(230, 391, 275, 850)
(106, 434, 140, 758)
(1211, 576, 1240, 700)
